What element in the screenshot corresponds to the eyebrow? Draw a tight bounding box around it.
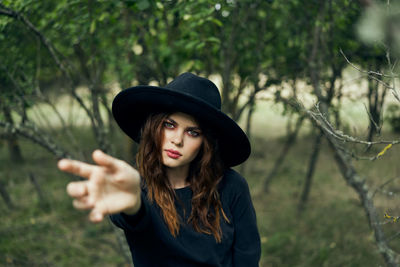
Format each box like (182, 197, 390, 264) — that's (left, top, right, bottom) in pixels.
(166, 117, 202, 131)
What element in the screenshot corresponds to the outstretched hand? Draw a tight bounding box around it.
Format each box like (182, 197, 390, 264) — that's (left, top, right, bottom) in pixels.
(58, 150, 141, 223)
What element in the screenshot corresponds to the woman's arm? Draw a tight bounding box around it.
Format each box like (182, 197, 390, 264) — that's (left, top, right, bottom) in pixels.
(58, 150, 141, 222)
(228, 171, 261, 267)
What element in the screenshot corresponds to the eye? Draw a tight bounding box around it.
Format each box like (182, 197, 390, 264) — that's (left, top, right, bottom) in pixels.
(163, 121, 175, 129)
(187, 130, 201, 137)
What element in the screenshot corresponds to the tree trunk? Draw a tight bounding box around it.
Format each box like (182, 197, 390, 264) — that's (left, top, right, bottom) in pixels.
(240, 99, 256, 175)
(0, 179, 14, 210)
(282, 94, 400, 266)
(2, 105, 24, 163)
(263, 115, 305, 192)
(325, 128, 399, 266)
(29, 172, 50, 211)
(297, 131, 323, 213)
(304, 1, 399, 263)
(366, 77, 386, 145)
(245, 99, 255, 141)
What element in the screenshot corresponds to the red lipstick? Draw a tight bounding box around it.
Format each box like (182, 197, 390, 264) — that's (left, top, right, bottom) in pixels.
(165, 149, 182, 159)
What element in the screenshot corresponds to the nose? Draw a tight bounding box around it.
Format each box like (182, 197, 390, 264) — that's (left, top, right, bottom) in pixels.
(171, 130, 184, 147)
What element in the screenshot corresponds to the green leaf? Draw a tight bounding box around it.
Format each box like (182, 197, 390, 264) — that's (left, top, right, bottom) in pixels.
(90, 20, 96, 34)
(99, 12, 108, 22)
(185, 40, 199, 50)
(137, 0, 150, 11)
(206, 37, 220, 44)
(195, 42, 205, 50)
(211, 18, 223, 27)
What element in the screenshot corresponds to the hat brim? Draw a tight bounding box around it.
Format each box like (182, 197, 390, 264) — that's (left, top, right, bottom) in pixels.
(112, 85, 250, 167)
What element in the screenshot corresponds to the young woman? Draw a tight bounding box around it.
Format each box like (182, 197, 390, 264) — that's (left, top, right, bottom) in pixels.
(58, 72, 261, 266)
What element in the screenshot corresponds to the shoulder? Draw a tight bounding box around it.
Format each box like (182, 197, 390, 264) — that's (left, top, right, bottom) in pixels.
(223, 168, 247, 184)
(219, 168, 255, 215)
(219, 168, 250, 194)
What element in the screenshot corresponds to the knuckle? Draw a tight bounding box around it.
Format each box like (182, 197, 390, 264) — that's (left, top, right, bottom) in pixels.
(92, 167, 105, 180)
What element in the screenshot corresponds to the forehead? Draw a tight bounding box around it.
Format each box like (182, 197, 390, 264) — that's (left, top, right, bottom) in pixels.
(168, 112, 200, 127)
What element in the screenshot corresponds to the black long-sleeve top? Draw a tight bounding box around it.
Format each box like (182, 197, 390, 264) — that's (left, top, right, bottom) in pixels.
(110, 168, 261, 267)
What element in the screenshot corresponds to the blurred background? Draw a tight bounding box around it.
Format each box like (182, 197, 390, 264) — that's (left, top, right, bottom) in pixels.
(1, 0, 400, 266)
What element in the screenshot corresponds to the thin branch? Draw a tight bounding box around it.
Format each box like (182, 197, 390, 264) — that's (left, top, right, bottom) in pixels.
(363, 103, 381, 133)
(0, 120, 69, 159)
(0, 4, 96, 124)
(308, 104, 400, 146)
(387, 232, 400, 242)
(0, 6, 14, 17)
(340, 49, 398, 79)
(372, 176, 400, 198)
(0, 4, 69, 79)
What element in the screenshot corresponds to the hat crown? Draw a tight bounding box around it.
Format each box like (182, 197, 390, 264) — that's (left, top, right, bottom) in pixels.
(165, 72, 221, 109)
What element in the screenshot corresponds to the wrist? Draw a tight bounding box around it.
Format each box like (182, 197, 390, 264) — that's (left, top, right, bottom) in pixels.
(123, 194, 141, 215)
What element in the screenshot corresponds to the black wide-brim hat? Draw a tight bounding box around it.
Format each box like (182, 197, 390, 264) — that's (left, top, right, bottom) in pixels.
(112, 72, 251, 167)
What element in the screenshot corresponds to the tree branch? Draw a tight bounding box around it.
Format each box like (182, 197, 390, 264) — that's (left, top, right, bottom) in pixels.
(0, 120, 69, 159)
(0, 4, 95, 124)
(279, 95, 400, 266)
(308, 103, 400, 147)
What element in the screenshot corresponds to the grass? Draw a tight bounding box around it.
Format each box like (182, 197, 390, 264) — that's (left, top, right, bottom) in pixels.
(246, 135, 387, 267)
(1, 100, 400, 266)
(245, 119, 400, 267)
(0, 129, 127, 267)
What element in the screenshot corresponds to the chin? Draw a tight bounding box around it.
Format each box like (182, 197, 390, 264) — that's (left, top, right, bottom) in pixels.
(162, 158, 179, 168)
(163, 162, 176, 168)
(163, 158, 191, 169)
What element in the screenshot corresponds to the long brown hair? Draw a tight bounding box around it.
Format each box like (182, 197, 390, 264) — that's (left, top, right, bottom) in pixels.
(136, 112, 229, 242)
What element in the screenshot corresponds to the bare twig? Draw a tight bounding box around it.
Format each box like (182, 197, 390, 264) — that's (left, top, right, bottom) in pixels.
(387, 232, 400, 242)
(308, 104, 400, 147)
(0, 4, 96, 125)
(364, 103, 382, 133)
(372, 176, 400, 198)
(340, 49, 398, 79)
(0, 120, 69, 159)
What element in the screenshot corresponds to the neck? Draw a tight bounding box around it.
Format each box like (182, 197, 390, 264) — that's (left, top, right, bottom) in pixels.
(166, 165, 190, 189)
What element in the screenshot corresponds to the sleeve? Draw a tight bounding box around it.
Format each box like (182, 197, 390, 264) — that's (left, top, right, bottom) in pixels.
(229, 172, 261, 267)
(109, 193, 152, 232)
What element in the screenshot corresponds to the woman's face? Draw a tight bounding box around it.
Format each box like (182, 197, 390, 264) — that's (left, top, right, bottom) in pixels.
(161, 112, 204, 170)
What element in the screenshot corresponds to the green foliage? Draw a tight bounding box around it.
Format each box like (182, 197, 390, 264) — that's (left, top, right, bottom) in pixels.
(0, 0, 377, 120)
(1, 1, 399, 265)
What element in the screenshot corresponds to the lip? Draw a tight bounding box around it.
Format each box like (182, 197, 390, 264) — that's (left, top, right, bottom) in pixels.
(165, 149, 182, 159)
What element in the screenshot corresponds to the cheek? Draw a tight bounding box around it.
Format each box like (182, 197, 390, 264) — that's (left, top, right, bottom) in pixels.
(189, 139, 203, 156)
(161, 129, 170, 146)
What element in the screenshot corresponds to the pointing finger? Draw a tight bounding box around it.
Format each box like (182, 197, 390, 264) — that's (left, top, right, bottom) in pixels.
(58, 159, 94, 178)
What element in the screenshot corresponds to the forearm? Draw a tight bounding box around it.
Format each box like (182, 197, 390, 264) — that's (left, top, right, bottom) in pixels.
(122, 191, 142, 215)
